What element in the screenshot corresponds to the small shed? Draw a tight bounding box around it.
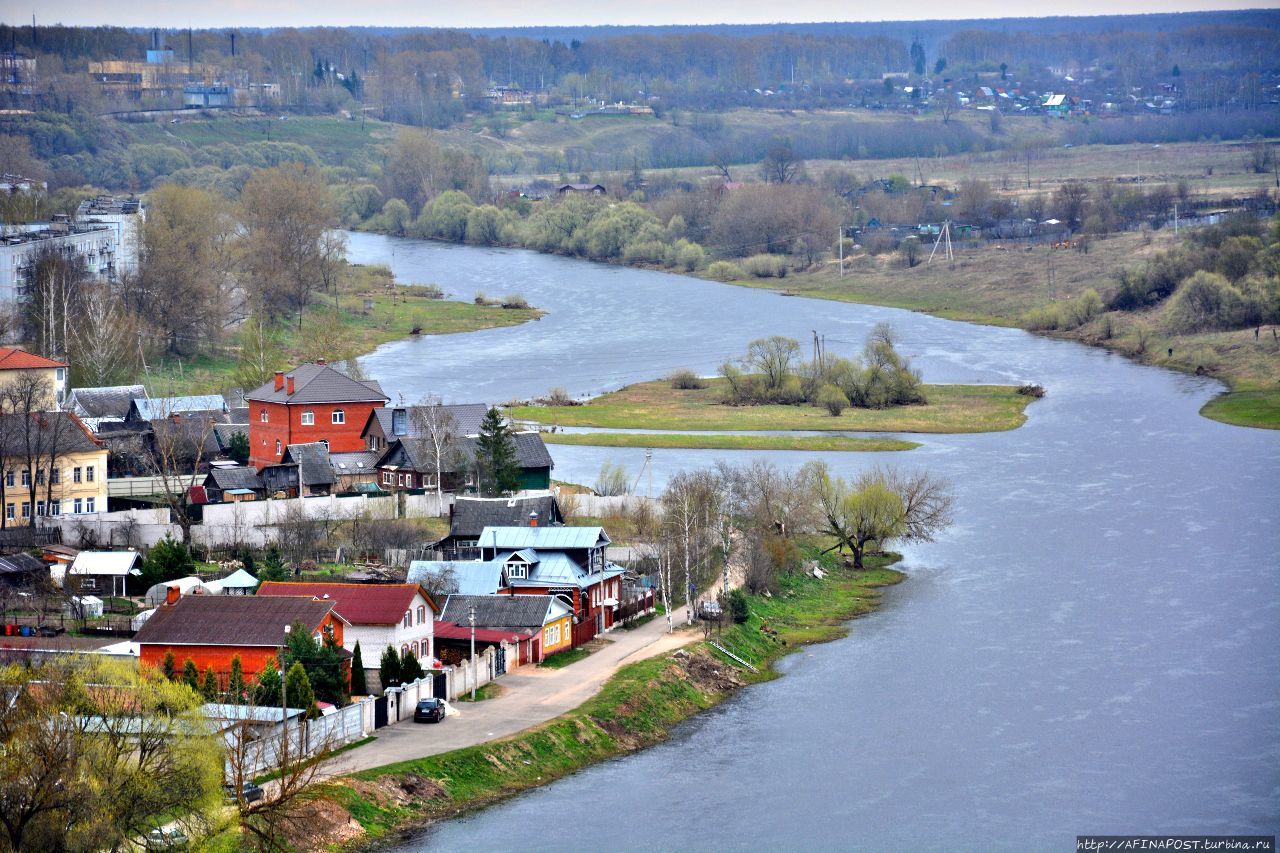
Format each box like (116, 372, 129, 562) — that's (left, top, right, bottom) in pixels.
(61, 550, 142, 597)
(65, 595, 104, 619)
(204, 568, 259, 596)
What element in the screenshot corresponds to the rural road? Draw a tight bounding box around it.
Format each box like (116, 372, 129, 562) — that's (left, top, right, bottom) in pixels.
(323, 612, 696, 777)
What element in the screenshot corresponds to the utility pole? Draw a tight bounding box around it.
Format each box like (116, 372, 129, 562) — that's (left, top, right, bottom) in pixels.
(838, 225, 844, 277)
(468, 604, 476, 701)
(279, 624, 291, 779)
(1173, 201, 1179, 237)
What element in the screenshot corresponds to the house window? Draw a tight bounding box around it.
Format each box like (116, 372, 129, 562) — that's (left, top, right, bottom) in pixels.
(382, 471, 393, 485)
(331, 409, 345, 424)
(275, 440, 281, 455)
(403, 611, 412, 628)
(19, 503, 28, 519)
(545, 623, 560, 646)
(260, 409, 269, 423)
(80, 577, 97, 591)
(73, 499, 82, 514)
(35, 501, 44, 516)
(417, 605, 425, 624)
(423, 473, 436, 488)
(85, 466, 95, 482)
(301, 411, 315, 426)
(4, 504, 11, 520)
(397, 473, 405, 487)
(20, 470, 29, 487)
(73, 467, 82, 484)
(85, 498, 95, 513)
(3, 471, 11, 488)
(55, 368, 65, 382)
(50, 469, 58, 485)
(507, 561, 527, 580)
(35, 470, 43, 486)
(49, 500, 59, 516)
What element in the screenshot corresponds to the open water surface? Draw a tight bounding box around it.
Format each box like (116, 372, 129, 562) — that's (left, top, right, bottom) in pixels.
(347, 232, 1280, 851)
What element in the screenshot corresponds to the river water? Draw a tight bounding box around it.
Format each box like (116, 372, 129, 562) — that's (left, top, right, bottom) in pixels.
(346, 233, 1280, 851)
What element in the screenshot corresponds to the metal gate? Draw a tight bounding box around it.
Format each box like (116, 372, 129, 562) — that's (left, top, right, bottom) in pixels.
(432, 672, 447, 699)
(373, 696, 388, 728)
(495, 645, 506, 676)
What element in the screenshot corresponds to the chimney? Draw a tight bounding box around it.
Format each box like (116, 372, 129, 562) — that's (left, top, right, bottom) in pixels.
(286, 375, 295, 396)
(529, 511, 538, 527)
(316, 358, 326, 366)
(165, 585, 180, 606)
(274, 370, 285, 391)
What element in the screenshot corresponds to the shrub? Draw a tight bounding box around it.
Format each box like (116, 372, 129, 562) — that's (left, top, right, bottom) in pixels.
(725, 589, 750, 624)
(545, 386, 575, 406)
(594, 462, 629, 497)
(667, 368, 706, 390)
(672, 240, 706, 271)
(742, 254, 790, 278)
(1164, 271, 1246, 333)
(816, 383, 849, 416)
(501, 293, 531, 309)
(1017, 383, 1046, 398)
(706, 260, 745, 281)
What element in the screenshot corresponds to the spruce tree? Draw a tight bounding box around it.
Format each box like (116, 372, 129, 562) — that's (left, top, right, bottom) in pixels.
(228, 655, 246, 703)
(400, 648, 424, 683)
(162, 650, 177, 681)
(285, 662, 319, 719)
(181, 659, 200, 692)
(201, 666, 219, 702)
(253, 658, 281, 706)
(475, 407, 519, 496)
(350, 641, 368, 695)
(380, 645, 402, 688)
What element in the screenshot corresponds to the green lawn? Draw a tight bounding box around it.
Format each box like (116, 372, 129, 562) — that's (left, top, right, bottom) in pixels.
(538, 647, 591, 669)
(1199, 390, 1280, 430)
(510, 378, 1032, 434)
(542, 431, 919, 452)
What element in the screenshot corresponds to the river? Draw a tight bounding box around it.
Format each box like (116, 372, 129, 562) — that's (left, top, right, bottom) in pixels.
(346, 233, 1280, 851)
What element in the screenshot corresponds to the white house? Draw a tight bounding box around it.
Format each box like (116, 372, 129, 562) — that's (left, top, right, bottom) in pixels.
(254, 582, 439, 691)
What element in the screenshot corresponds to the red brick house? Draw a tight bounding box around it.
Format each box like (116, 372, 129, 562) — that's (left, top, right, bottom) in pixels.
(133, 591, 348, 687)
(245, 360, 388, 471)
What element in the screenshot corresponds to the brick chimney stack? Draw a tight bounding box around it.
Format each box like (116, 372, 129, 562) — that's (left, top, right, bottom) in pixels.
(274, 370, 285, 391)
(286, 375, 295, 395)
(529, 511, 538, 527)
(165, 585, 180, 606)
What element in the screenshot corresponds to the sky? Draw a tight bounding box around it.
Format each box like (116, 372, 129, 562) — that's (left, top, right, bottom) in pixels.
(17, 0, 1264, 30)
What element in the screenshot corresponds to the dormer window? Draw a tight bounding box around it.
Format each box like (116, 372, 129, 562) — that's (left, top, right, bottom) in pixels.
(506, 559, 528, 580)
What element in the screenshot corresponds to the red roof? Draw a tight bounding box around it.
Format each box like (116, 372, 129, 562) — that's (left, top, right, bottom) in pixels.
(433, 621, 534, 643)
(0, 347, 67, 370)
(257, 582, 438, 626)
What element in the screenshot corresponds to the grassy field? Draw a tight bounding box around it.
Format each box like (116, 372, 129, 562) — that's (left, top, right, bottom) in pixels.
(542, 431, 920, 452)
(510, 378, 1033, 434)
(122, 114, 397, 167)
(300, 549, 903, 851)
(538, 647, 591, 669)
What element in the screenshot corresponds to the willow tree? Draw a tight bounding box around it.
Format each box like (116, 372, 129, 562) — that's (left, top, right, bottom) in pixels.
(813, 464, 955, 569)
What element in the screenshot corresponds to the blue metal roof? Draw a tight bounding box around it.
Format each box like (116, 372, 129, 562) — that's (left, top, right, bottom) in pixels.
(478, 526, 610, 551)
(407, 560, 505, 596)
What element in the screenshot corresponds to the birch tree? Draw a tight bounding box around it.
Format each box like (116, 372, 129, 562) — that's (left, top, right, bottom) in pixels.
(70, 282, 136, 386)
(410, 397, 460, 515)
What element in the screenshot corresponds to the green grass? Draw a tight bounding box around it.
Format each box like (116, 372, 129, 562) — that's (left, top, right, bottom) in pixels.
(454, 683, 503, 702)
(538, 647, 591, 669)
(311, 546, 903, 845)
(510, 378, 1032, 434)
(542, 431, 919, 452)
(1199, 390, 1280, 430)
(125, 114, 396, 166)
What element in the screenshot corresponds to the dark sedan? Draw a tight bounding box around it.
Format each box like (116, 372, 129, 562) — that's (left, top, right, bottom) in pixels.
(413, 698, 446, 723)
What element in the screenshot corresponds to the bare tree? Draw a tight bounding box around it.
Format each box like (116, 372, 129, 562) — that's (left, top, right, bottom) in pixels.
(661, 470, 718, 625)
(760, 137, 802, 184)
(410, 398, 461, 516)
(812, 463, 954, 569)
(70, 282, 136, 387)
(1, 373, 81, 528)
(142, 397, 222, 545)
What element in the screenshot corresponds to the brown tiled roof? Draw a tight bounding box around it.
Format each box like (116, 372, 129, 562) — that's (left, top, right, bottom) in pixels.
(132, 595, 339, 647)
(257, 582, 437, 625)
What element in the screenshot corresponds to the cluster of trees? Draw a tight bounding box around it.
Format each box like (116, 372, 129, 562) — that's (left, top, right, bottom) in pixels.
(639, 457, 954, 630)
(717, 325, 924, 414)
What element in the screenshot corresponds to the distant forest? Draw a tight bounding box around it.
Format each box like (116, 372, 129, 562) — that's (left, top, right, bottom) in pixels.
(3, 11, 1278, 125)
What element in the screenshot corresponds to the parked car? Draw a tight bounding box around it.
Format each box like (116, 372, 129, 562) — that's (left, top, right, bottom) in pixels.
(413, 698, 446, 723)
(224, 781, 264, 803)
(146, 827, 189, 848)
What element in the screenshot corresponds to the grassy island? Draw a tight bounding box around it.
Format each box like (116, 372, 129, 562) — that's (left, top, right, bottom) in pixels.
(509, 378, 1032, 436)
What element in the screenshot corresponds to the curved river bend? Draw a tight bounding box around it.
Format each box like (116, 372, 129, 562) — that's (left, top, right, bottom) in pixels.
(347, 233, 1280, 851)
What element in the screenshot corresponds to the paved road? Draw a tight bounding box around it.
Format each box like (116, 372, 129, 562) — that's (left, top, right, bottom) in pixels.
(324, 612, 694, 777)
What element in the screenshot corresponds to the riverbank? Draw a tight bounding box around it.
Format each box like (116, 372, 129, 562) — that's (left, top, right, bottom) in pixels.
(298, 550, 904, 851)
(542, 431, 921, 452)
(143, 265, 542, 396)
(717, 231, 1279, 430)
(510, 379, 1033, 434)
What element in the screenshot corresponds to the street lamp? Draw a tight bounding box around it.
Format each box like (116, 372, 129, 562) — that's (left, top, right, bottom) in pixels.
(468, 604, 476, 701)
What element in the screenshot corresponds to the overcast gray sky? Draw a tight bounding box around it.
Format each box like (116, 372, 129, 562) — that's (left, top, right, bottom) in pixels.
(18, 1, 1260, 29)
